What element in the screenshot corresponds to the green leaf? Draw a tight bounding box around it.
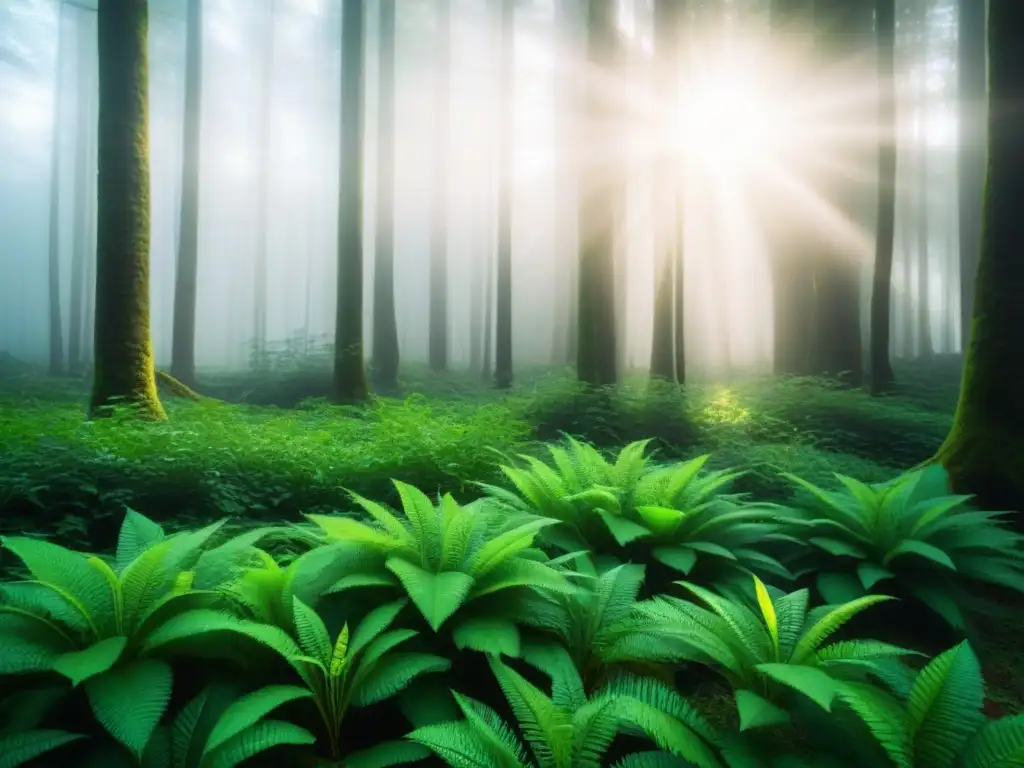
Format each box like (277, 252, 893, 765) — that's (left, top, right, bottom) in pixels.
(635, 506, 685, 536)
(203, 685, 313, 757)
(756, 663, 842, 711)
(342, 739, 434, 768)
(201, 721, 316, 768)
(353, 653, 451, 707)
(962, 713, 1024, 768)
(651, 547, 699, 575)
(115, 509, 166, 572)
(735, 689, 790, 731)
(86, 658, 173, 761)
(816, 571, 867, 604)
(883, 540, 957, 570)
(597, 510, 651, 547)
(857, 562, 894, 590)
(53, 636, 128, 687)
(0, 730, 85, 768)
(292, 598, 332, 665)
(452, 617, 521, 657)
(385, 559, 474, 631)
(809, 538, 868, 558)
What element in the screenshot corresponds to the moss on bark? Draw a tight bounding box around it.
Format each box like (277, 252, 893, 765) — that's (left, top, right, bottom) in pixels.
(930, 0, 1024, 513)
(90, 0, 165, 421)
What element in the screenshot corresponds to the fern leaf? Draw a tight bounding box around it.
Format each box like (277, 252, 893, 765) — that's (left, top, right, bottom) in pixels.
(86, 658, 173, 761)
(200, 720, 315, 768)
(651, 547, 698, 575)
(115, 508, 166, 572)
(735, 688, 790, 731)
(386, 559, 474, 631)
(571, 698, 620, 768)
(53, 635, 128, 687)
(291, 597, 332, 665)
(489, 657, 565, 767)
(451, 692, 531, 766)
(962, 713, 1024, 768)
(611, 752, 698, 768)
(342, 739, 434, 768)
(353, 652, 451, 707)
(0, 729, 84, 768)
(452, 617, 521, 657)
(393, 481, 443, 566)
(348, 599, 408, 657)
(469, 518, 561, 576)
(409, 720, 523, 768)
(791, 594, 894, 663)
(202, 685, 313, 756)
(755, 663, 842, 711)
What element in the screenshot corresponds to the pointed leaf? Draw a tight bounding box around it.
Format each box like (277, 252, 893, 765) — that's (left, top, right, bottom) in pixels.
(53, 636, 128, 687)
(86, 658, 173, 760)
(385, 559, 474, 631)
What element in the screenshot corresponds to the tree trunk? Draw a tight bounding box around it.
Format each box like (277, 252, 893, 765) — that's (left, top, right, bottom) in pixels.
(481, 222, 495, 382)
(901, 203, 915, 356)
(373, 0, 400, 391)
(915, 3, 934, 360)
(47, 4, 66, 378)
(494, 0, 514, 390)
(957, 0, 985, 354)
(90, 0, 164, 420)
(170, 0, 203, 385)
(253, 0, 276, 364)
(332, 0, 369, 404)
(577, 0, 618, 388)
(429, 0, 450, 372)
(649, 0, 682, 383)
(769, 0, 815, 376)
(68, 8, 94, 377)
(932, 0, 1024, 514)
(870, 0, 897, 393)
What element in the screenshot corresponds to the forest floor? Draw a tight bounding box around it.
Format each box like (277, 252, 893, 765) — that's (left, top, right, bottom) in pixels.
(1, 352, 1021, 718)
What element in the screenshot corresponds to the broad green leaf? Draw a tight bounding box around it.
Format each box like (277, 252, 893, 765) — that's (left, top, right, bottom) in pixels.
(809, 538, 868, 558)
(753, 576, 779, 659)
(115, 509, 166, 572)
(857, 562, 894, 590)
(203, 685, 313, 756)
(962, 713, 1024, 768)
(0, 729, 85, 768)
(53, 635, 128, 687)
(452, 617, 521, 657)
(756, 663, 842, 711)
(201, 720, 315, 768)
(597, 510, 651, 547)
(735, 689, 790, 731)
(652, 547, 698, 575)
(883, 540, 957, 571)
(386, 559, 474, 631)
(353, 653, 451, 707)
(342, 740, 434, 768)
(86, 658, 173, 760)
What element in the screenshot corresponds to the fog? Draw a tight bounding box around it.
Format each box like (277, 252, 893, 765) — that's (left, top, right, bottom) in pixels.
(0, 0, 967, 380)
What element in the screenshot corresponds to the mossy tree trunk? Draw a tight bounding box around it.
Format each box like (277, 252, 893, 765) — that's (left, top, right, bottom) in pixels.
(958, 0, 986, 354)
(170, 0, 203, 386)
(494, 0, 515, 390)
(576, 0, 619, 388)
(47, 4, 66, 379)
(932, 0, 1024, 513)
(372, 0, 400, 392)
(428, 0, 451, 372)
(332, 0, 369, 404)
(91, 0, 164, 420)
(870, 0, 897, 393)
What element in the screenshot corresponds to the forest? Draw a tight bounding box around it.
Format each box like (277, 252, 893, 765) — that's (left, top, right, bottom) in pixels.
(0, 0, 1022, 766)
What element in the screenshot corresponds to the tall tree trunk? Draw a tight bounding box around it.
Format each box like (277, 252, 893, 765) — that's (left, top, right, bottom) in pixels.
(91, 0, 164, 419)
(810, 0, 866, 386)
(253, 0, 276, 363)
(68, 8, 94, 377)
(481, 222, 495, 382)
(170, 0, 203, 385)
(932, 0, 1024, 513)
(48, 2, 66, 378)
(870, 0, 897, 392)
(494, 0, 514, 390)
(943, 212, 957, 353)
(901, 205, 915, 356)
(577, 0, 618, 388)
(649, 0, 682, 383)
(957, 0, 985, 354)
(429, 0, 450, 372)
(769, 0, 815, 376)
(332, 0, 368, 404)
(916, 3, 934, 360)
(373, 0, 400, 391)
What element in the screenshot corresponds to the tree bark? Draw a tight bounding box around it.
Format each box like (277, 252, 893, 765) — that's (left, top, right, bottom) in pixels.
(428, 0, 450, 372)
(48, 3, 66, 378)
(69, 8, 94, 377)
(90, 0, 164, 419)
(870, 0, 897, 393)
(252, 0, 276, 364)
(332, 0, 369, 404)
(932, 0, 1024, 513)
(170, 0, 203, 385)
(577, 0, 619, 388)
(494, 0, 514, 390)
(957, 0, 986, 354)
(372, 0, 400, 391)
